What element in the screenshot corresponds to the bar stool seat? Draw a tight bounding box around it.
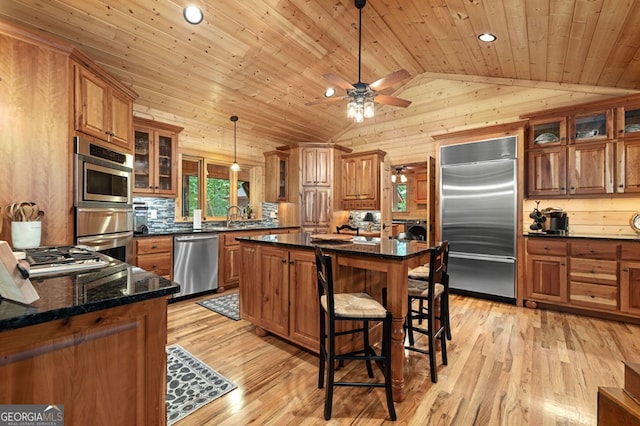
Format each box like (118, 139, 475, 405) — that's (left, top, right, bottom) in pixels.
(323, 293, 387, 318)
(408, 278, 444, 298)
(408, 264, 430, 279)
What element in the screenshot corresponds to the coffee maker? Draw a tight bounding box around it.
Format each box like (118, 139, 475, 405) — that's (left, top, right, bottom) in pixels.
(134, 203, 149, 234)
(542, 208, 568, 234)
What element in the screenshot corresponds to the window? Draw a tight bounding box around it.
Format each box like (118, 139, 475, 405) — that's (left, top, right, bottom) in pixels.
(179, 155, 255, 221)
(206, 163, 230, 217)
(181, 157, 201, 218)
(392, 183, 407, 212)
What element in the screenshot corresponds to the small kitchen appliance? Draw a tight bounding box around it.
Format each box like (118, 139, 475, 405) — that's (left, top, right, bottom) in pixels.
(542, 208, 569, 234)
(134, 203, 149, 234)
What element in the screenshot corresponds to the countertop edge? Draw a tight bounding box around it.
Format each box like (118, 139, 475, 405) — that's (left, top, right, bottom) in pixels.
(0, 285, 178, 332)
(525, 232, 640, 242)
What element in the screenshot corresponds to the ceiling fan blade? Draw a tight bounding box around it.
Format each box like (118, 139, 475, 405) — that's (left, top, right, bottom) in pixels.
(305, 96, 346, 107)
(374, 94, 412, 108)
(369, 69, 411, 91)
(322, 73, 355, 90)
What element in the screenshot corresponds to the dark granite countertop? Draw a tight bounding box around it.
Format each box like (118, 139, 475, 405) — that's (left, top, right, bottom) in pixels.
(135, 224, 298, 237)
(237, 232, 432, 260)
(0, 256, 180, 332)
(525, 232, 640, 241)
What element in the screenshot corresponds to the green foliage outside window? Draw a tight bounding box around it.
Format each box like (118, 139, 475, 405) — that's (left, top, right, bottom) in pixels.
(393, 183, 407, 212)
(206, 177, 230, 217)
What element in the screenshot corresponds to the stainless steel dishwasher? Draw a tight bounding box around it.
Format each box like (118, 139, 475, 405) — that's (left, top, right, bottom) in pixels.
(173, 234, 219, 298)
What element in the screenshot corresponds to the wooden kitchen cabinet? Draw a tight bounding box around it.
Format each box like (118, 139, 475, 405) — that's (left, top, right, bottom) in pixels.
(238, 243, 319, 351)
(301, 187, 331, 229)
(134, 236, 173, 280)
(527, 146, 567, 197)
(567, 141, 614, 195)
(264, 150, 289, 202)
(133, 118, 183, 197)
(341, 150, 385, 210)
(0, 298, 168, 426)
(525, 237, 640, 321)
(74, 64, 135, 151)
(615, 104, 640, 140)
(219, 229, 268, 290)
(301, 147, 332, 186)
(525, 239, 567, 303)
(616, 140, 640, 193)
(528, 117, 567, 148)
(620, 243, 640, 315)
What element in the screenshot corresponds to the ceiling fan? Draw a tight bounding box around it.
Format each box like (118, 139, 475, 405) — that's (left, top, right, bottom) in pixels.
(305, 0, 412, 122)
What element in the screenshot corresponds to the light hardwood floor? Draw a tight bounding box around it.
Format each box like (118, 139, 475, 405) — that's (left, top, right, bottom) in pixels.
(167, 291, 640, 425)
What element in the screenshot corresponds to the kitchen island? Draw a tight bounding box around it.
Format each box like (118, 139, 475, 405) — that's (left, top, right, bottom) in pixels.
(0, 256, 180, 425)
(237, 232, 432, 402)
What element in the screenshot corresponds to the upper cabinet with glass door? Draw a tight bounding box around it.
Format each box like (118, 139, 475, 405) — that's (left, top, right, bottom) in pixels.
(615, 104, 640, 139)
(571, 109, 613, 143)
(133, 118, 183, 197)
(528, 117, 567, 148)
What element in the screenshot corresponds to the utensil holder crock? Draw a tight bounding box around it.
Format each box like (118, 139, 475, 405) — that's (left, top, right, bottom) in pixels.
(11, 221, 41, 249)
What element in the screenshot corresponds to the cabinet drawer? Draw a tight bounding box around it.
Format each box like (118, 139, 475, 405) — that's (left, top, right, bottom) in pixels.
(570, 241, 618, 260)
(621, 242, 640, 261)
(135, 237, 172, 254)
(224, 230, 266, 246)
(136, 253, 172, 276)
(527, 239, 567, 256)
(570, 281, 618, 311)
(569, 258, 617, 286)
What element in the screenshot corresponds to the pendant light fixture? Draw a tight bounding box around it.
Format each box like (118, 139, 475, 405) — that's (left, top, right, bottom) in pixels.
(230, 115, 240, 172)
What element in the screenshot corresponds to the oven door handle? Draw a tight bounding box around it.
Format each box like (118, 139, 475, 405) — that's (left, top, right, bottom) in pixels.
(76, 231, 134, 251)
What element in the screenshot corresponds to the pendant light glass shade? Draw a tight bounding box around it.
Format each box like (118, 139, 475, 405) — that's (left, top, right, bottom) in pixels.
(230, 115, 240, 172)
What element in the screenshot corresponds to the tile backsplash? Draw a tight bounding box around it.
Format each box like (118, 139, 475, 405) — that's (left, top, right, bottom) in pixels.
(134, 196, 280, 232)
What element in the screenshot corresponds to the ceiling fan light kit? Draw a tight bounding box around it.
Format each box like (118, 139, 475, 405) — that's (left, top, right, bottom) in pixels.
(306, 0, 411, 123)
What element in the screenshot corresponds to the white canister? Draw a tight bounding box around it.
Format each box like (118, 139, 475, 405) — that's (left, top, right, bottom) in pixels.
(11, 221, 42, 249)
(193, 209, 202, 230)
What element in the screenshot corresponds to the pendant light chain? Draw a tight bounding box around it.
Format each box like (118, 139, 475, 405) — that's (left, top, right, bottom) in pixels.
(230, 115, 240, 171)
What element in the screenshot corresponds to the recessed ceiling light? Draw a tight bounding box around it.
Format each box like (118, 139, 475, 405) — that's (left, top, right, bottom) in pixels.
(324, 87, 336, 97)
(478, 33, 496, 42)
(183, 6, 203, 25)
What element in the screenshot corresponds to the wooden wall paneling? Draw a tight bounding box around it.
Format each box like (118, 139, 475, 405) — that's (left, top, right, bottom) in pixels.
(0, 31, 73, 245)
(522, 198, 640, 236)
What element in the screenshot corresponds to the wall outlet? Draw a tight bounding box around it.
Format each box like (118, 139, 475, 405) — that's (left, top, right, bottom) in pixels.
(270, 211, 277, 218)
(149, 209, 157, 219)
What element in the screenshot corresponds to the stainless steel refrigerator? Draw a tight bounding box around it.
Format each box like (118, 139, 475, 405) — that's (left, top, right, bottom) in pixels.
(440, 136, 517, 301)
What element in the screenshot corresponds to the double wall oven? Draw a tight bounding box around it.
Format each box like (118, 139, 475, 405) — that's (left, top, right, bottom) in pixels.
(74, 136, 134, 263)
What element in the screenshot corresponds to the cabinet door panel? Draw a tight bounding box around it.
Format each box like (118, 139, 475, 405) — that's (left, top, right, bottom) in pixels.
(620, 261, 640, 315)
(527, 147, 566, 196)
(342, 159, 358, 200)
(259, 247, 289, 335)
(288, 250, 319, 350)
(616, 140, 640, 193)
(301, 188, 317, 226)
(239, 245, 260, 322)
(568, 142, 613, 194)
(526, 254, 567, 302)
(225, 246, 241, 284)
(315, 188, 332, 226)
(357, 156, 375, 199)
(76, 67, 109, 140)
(109, 89, 133, 149)
(315, 149, 331, 186)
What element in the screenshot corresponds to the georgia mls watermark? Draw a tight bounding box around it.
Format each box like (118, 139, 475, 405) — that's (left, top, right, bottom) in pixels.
(0, 405, 64, 426)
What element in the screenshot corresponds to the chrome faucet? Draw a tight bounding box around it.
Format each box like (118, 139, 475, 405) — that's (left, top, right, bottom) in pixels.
(226, 205, 241, 227)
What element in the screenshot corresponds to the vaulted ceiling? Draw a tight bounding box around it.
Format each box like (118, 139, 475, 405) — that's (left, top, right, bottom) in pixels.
(2, 0, 640, 149)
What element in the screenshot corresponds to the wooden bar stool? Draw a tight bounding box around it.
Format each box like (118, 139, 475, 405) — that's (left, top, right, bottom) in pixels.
(404, 241, 450, 383)
(407, 259, 452, 340)
(314, 246, 396, 421)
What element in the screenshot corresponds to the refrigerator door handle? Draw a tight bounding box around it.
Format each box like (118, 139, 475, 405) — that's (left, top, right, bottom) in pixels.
(449, 251, 516, 263)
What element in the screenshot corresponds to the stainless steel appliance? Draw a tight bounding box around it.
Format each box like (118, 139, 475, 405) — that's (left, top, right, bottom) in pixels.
(391, 219, 427, 240)
(22, 246, 109, 277)
(75, 136, 133, 205)
(134, 203, 149, 234)
(74, 136, 134, 263)
(173, 234, 219, 298)
(440, 136, 517, 302)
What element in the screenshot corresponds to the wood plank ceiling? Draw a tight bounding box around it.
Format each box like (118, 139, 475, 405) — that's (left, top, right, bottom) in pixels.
(2, 0, 640, 147)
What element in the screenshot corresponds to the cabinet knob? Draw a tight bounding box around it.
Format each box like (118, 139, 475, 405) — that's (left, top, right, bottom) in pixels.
(590, 269, 596, 274)
(561, 262, 565, 266)
(624, 268, 629, 272)
(619, 129, 624, 134)
(560, 187, 566, 190)
(619, 184, 624, 188)
(570, 187, 575, 190)
(152, 244, 157, 249)
(152, 264, 157, 268)
(281, 259, 287, 263)
(589, 294, 595, 299)
(590, 249, 595, 253)
(289, 260, 294, 264)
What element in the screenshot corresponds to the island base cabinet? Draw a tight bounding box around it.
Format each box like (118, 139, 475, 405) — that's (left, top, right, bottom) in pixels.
(621, 261, 640, 315)
(0, 297, 168, 426)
